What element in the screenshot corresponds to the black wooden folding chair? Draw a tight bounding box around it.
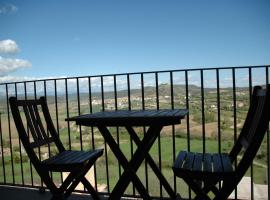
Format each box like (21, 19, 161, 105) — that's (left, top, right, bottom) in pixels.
(9, 96, 103, 200)
(173, 85, 270, 200)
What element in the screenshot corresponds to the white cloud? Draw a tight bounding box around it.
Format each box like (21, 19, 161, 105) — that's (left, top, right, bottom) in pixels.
(0, 56, 32, 76)
(0, 75, 33, 83)
(0, 39, 31, 76)
(0, 3, 18, 15)
(0, 75, 66, 83)
(0, 39, 19, 54)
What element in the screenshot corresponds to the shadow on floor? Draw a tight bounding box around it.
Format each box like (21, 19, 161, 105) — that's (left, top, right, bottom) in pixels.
(0, 185, 100, 200)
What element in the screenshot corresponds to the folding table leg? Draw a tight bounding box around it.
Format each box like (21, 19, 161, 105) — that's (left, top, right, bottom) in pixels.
(126, 126, 179, 200)
(105, 125, 163, 200)
(97, 125, 151, 200)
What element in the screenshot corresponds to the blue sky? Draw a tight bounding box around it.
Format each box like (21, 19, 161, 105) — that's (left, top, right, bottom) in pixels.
(0, 0, 270, 82)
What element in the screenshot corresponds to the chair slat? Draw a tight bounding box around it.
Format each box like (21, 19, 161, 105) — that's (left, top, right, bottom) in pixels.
(27, 105, 44, 140)
(47, 151, 77, 164)
(203, 153, 212, 173)
(30, 137, 55, 148)
(193, 153, 203, 172)
(16, 99, 42, 106)
(174, 151, 187, 169)
(23, 105, 39, 141)
(183, 152, 195, 170)
(72, 151, 90, 163)
(42, 150, 103, 166)
(62, 151, 88, 164)
(33, 104, 49, 140)
(212, 154, 223, 173)
(221, 154, 233, 172)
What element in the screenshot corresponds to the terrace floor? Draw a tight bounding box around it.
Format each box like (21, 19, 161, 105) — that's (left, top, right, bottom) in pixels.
(0, 185, 97, 200)
(0, 185, 147, 200)
(1, 183, 268, 200)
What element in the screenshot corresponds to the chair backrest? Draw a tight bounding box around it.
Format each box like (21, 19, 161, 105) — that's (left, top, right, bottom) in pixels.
(9, 96, 65, 165)
(229, 85, 270, 179)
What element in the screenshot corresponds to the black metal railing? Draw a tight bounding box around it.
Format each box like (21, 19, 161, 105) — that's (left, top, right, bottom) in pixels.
(0, 65, 269, 199)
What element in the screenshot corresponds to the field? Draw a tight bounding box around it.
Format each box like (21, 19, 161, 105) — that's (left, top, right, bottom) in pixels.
(0, 128, 268, 198)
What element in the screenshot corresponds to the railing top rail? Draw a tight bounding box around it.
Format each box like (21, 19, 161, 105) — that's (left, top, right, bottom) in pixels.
(0, 65, 269, 85)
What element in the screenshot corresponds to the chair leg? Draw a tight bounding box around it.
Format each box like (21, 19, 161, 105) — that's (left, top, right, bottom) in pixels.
(183, 178, 211, 200)
(213, 179, 236, 200)
(81, 177, 100, 200)
(201, 180, 219, 196)
(38, 171, 62, 198)
(62, 159, 99, 199)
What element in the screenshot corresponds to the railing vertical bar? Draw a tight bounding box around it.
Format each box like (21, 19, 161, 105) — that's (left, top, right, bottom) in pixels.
(54, 79, 63, 185)
(65, 79, 71, 150)
(232, 69, 237, 148)
(33, 81, 43, 187)
(216, 69, 222, 190)
(24, 82, 34, 186)
(248, 67, 253, 102)
(101, 76, 105, 111)
(14, 83, 24, 185)
(88, 77, 98, 192)
(127, 74, 131, 110)
(216, 69, 221, 153)
(127, 74, 135, 196)
(33, 81, 37, 98)
(141, 74, 145, 109)
(0, 111, 6, 184)
(200, 70, 206, 154)
(155, 72, 162, 198)
(170, 71, 176, 194)
(114, 75, 121, 178)
(185, 71, 190, 151)
(141, 73, 149, 193)
(44, 80, 53, 181)
(185, 70, 191, 199)
(232, 68, 237, 200)
(76, 78, 83, 151)
(6, 84, 15, 184)
(76, 78, 84, 192)
(54, 80, 60, 134)
(155, 73, 160, 108)
(248, 67, 254, 200)
(266, 66, 270, 200)
(101, 76, 110, 193)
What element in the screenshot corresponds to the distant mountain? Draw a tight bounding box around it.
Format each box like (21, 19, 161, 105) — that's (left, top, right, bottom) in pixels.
(0, 84, 252, 103)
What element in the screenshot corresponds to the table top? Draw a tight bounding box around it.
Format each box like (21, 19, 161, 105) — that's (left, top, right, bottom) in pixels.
(66, 109, 188, 127)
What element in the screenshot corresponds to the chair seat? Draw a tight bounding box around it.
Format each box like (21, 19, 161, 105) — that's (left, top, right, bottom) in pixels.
(173, 151, 235, 180)
(42, 149, 103, 172)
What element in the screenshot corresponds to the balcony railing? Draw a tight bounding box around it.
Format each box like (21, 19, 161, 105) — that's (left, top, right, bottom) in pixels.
(0, 65, 269, 199)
